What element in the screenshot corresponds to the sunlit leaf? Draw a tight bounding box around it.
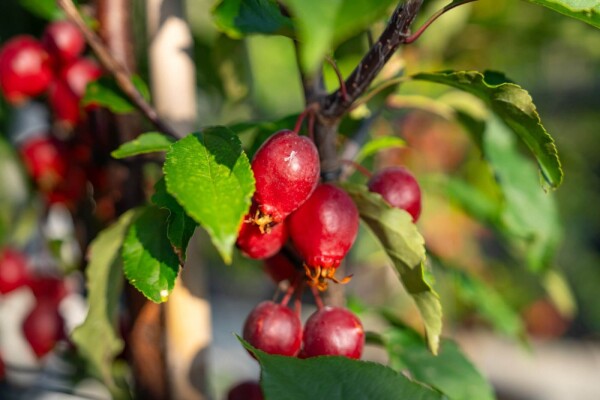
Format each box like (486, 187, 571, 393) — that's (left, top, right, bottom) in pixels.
(412, 70, 563, 189)
(524, 0, 600, 29)
(343, 183, 441, 354)
(111, 132, 174, 159)
(240, 338, 443, 400)
(163, 127, 255, 263)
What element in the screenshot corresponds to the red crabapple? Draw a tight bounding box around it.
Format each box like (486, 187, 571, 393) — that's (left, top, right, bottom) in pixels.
(22, 301, 64, 358)
(288, 184, 359, 290)
(237, 206, 288, 260)
(0, 248, 30, 295)
(42, 21, 85, 65)
(302, 306, 364, 359)
(227, 380, 264, 400)
(19, 135, 68, 192)
(243, 301, 302, 357)
(251, 130, 320, 226)
(263, 252, 299, 284)
(367, 166, 422, 222)
(0, 36, 53, 104)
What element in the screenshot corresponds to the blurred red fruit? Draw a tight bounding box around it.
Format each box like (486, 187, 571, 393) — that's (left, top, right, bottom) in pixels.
(42, 21, 85, 65)
(0, 36, 53, 104)
(0, 248, 30, 295)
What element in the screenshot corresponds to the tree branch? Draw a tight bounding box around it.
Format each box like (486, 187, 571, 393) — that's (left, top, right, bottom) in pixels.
(57, 0, 182, 140)
(321, 0, 424, 119)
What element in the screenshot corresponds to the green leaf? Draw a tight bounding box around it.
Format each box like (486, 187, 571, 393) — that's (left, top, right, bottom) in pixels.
(72, 210, 137, 394)
(355, 136, 406, 163)
(163, 127, 255, 263)
(451, 269, 524, 339)
(18, 0, 63, 20)
(111, 132, 174, 159)
(240, 338, 443, 400)
(122, 206, 180, 303)
(82, 75, 151, 114)
(385, 328, 495, 400)
(343, 183, 442, 354)
(444, 177, 501, 225)
(483, 117, 561, 272)
(412, 70, 563, 189)
(212, 0, 294, 38)
(524, 0, 600, 29)
(152, 178, 198, 263)
(281, 0, 397, 72)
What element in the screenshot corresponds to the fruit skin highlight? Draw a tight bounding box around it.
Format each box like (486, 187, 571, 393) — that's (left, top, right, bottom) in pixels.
(243, 300, 302, 357)
(288, 184, 359, 270)
(251, 130, 320, 224)
(368, 166, 422, 222)
(42, 21, 86, 65)
(0, 248, 30, 295)
(0, 36, 53, 104)
(302, 306, 364, 359)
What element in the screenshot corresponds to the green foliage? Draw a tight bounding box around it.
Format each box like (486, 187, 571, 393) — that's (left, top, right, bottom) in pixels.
(0, 137, 29, 247)
(382, 326, 495, 400)
(163, 127, 255, 264)
(482, 117, 561, 272)
(111, 132, 175, 159)
(152, 178, 198, 263)
(354, 136, 406, 163)
(240, 338, 443, 400)
(212, 0, 294, 38)
(18, 0, 63, 20)
(71, 210, 137, 398)
(281, 0, 397, 73)
(524, 0, 600, 29)
(412, 70, 563, 189)
(121, 206, 180, 303)
(82, 75, 151, 114)
(449, 268, 525, 339)
(343, 183, 442, 355)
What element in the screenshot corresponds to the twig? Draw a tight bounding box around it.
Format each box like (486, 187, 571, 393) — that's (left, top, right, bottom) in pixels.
(57, 0, 181, 140)
(325, 56, 348, 102)
(321, 0, 425, 119)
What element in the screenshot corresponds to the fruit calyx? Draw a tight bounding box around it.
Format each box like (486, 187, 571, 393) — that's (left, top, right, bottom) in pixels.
(304, 264, 352, 292)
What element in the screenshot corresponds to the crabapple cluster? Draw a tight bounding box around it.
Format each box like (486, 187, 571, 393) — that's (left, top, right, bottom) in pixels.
(242, 301, 364, 360)
(0, 21, 102, 126)
(0, 21, 112, 213)
(0, 248, 67, 359)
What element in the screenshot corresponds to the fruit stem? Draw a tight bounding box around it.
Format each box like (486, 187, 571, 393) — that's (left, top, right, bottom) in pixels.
(404, 0, 478, 44)
(325, 56, 348, 102)
(340, 159, 373, 179)
(311, 286, 324, 310)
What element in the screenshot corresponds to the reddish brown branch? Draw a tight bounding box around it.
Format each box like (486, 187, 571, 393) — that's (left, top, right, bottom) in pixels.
(57, 0, 181, 140)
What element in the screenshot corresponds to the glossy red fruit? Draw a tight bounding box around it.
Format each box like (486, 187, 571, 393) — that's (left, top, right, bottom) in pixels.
(263, 252, 299, 284)
(288, 184, 359, 270)
(49, 58, 102, 126)
(28, 276, 68, 305)
(0, 248, 30, 295)
(19, 135, 68, 192)
(0, 36, 53, 104)
(243, 301, 302, 357)
(237, 217, 288, 260)
(227, 380, 264, 400)
(42, 21, 85, 64)
(251, 130, 320, 224)
(48, 79, 80, 125)
(61, 58, 102, 97)
(302, 306, 364, 359)
(22, 301, 64, 358)
(367, 166, 422, 222)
